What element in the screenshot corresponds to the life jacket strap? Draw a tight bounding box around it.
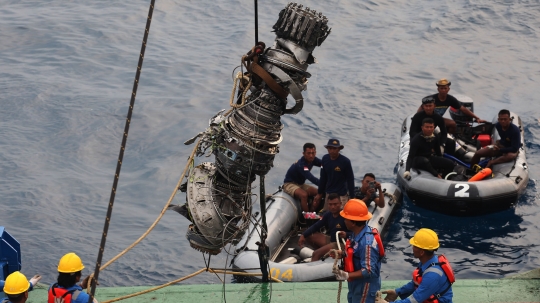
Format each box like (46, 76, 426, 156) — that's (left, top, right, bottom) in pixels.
(51, 283, 77, 301)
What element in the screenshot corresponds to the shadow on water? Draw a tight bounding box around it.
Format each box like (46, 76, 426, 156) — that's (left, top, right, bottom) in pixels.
(384, 177, 537, 278)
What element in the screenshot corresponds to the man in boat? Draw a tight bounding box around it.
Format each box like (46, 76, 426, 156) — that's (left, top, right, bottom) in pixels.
(283, 143, 322, 212)
(470, 109, 520, 169)
(418, 78, 486, 134)
(330, 199, 383, 303)
(410, 97, 450, 155)
(355, 173, 385, 208)
(48, 253, 98, 303)
(2, 271, 41, 303)
(298, 193, 349, 261)
(315, 139, 355, 210)
(380, 228, 454, 303)
(404, 118, 454, 179)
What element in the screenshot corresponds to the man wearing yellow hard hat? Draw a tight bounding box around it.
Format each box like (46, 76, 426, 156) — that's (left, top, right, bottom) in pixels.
(330, 199, 384, 303)
(2, 271, 41, 303)
(47, 252, 98, 303)
(379, 228, 455, 303)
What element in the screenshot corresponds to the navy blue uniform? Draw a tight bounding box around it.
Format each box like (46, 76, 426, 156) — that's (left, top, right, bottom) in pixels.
(495, 122, 520, 153)
(283, 156, 322, 185)
(302, 211, 348, 242)
(424, 94, 461, 117)
(318, 154, 355, 196)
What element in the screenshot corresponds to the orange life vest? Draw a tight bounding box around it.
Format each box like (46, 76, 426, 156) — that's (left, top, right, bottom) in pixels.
(412, 255, 455, 303)
(343, 228, 385, 282)
(48, 284, 80, 303)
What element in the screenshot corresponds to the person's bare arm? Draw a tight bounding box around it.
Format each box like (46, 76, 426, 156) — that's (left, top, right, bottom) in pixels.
(374, 182, 385, 208)
(460, 106, 487, 123)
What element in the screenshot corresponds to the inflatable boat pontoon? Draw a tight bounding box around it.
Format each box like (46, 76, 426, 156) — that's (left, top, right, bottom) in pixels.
(231, 183, 402, 282)
(397, 96, 528, 216)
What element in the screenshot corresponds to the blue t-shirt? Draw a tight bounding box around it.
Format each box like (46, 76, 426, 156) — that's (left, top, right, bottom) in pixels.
(394, 255, 453, 303)
(495, 122, 520, 153)
(318, 154, 355, 196)
(302, 211, 348, 242)
(283, 156, 322, 185)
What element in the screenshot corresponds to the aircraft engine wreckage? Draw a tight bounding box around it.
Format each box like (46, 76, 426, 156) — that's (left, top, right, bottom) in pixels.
(176, 3, 331, 255)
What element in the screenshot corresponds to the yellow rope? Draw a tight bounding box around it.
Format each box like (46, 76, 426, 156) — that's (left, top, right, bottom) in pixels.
(87, 140, 201, 292)
(100, 268, 281, 303)
(228, 71, 252, 109)
(332, 233, 346, 303)
(100, 268, 206, 303)
(329, 250, 343, 303)
(87, 63, 272, 297)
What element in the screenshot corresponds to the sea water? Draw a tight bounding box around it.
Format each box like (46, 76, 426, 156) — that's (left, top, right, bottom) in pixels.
(1, 0, 539, 286)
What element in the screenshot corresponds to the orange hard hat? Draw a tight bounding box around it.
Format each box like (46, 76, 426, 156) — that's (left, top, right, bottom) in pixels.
(340, 199, 372, 221)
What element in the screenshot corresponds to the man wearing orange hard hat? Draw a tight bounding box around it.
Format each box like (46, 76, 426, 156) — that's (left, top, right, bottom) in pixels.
(330, 199, 384, 303)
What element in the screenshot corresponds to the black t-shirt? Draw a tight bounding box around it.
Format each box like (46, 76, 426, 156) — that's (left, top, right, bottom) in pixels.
(409, 111, 447, 145)
(423, 94, 461, 116)
(405, 132, 443, 171)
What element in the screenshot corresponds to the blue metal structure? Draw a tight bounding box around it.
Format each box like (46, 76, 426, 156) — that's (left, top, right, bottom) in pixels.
(0, 226, 22, 289)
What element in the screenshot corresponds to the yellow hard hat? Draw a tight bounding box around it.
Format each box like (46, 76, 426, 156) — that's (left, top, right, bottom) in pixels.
(3, 271, 30, 295)
(409, 228, 440, 250)
(340, 199, 372, 221)
(58, 252, 85, 273)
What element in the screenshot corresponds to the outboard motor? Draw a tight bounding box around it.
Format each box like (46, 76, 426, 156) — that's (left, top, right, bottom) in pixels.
(448, 95, 493, 161)
(0, 226, 22, 292)
(449, 94, 474, 125)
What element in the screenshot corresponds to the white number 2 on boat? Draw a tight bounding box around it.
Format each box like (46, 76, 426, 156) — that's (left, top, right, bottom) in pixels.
(454, 184, 470, 197)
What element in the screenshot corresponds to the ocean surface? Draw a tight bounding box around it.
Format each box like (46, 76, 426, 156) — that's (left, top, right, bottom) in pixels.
(1, 0, 539, 287)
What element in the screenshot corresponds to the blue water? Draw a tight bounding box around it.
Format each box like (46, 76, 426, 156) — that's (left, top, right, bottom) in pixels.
(1, 0, 539, 287)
